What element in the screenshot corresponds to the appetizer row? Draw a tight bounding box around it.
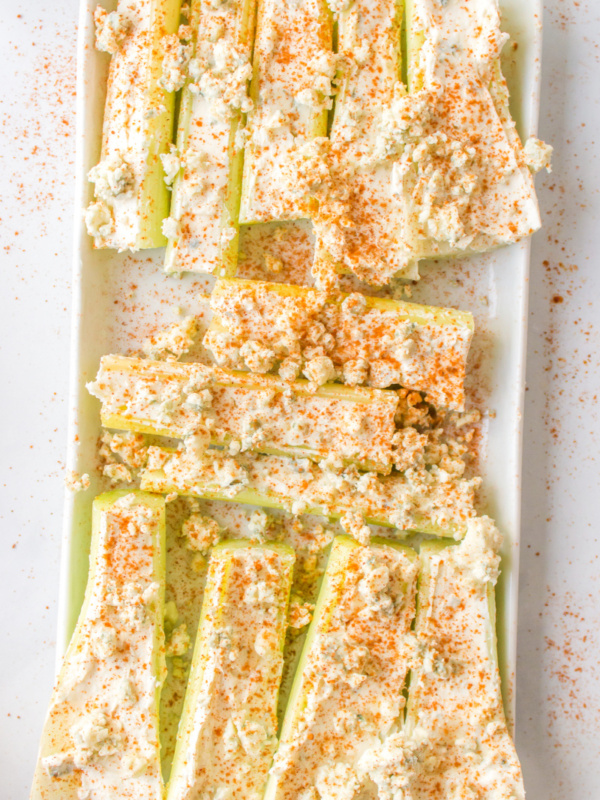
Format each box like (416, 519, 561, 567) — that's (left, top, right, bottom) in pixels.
(85, 277, 479, 541)
(32, 492, 524, 800)
(85, 0, 551, 285)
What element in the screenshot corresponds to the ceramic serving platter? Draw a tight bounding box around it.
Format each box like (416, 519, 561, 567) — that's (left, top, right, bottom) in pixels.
(59, 0, 544, 735)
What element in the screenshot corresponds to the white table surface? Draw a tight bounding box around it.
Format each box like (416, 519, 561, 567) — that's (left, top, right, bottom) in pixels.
(1, 1, 598, 797)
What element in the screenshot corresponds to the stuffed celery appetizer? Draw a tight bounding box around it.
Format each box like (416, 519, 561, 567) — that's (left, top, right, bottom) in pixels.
(85, 0, 183, 251)
(30, 491, 166, 800)
(140, 447, 480, 539)
(205, 279, 474, 410)
(166, 541, 295, 800)
(87, 354, 401, 473)
(265, 536, 418, 800)
(359, 518, 525, 798)
(400, 0, 550, 259)
(239, 0, 333, 224)
(162, 0, 256, 275)
(310, 0, 418, 288)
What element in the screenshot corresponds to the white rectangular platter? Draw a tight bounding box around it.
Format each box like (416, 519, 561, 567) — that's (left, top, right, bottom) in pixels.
(59, 0, 544, 739)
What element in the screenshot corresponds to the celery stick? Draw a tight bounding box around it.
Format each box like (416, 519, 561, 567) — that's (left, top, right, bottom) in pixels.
(402, 0, 541, 259)
(166, 541, 294, 800)
(88, 354, 400, 473)
(381, 526, 525, 798)
(312, 0, 418, 286)
(30, 491, 166, 800)
(239, 0, 333, 224)
(206, 278, 474, 410)
(163, 0, 257, 275)
(85, 0, 182, 251)
(265, 536, 418, 800)
(140, 448, 479, 538)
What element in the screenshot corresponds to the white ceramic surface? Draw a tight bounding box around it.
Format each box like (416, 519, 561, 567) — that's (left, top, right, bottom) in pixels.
(0, 1, 598, 799)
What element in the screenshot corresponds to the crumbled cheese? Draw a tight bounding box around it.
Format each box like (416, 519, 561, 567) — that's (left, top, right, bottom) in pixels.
(162, 216, 179, 240)
(93, 6, 131, 55)
(288, 599, 313, 629)
(107, 431, 148, 468)
(244, 581, 277, 606)
(452, 515, 502, 580)
(184, 389, 213, 411)
(240, 340, 277, 373)
(342, 358, 368, 387)
(103, 462, 133, 484)
(189, 39, 253, 122)
(303, 355, 336, 387)
(159, 34, 194, 93)
(70, 711, 121, 767)
(65, 470, 90, 492)
(248, 509, 270, 541)
(182, 514, 221, 553)
(278, 356, 302, 383)
(84, 200, 114, 239)
(315, 762, 360, 800)
(42, 752, 75, 778)
(88, 153, 135, 200)
(166, 623, 191, 657)
(524, 136, 553, 173)
(160, 144, 181, 186)
(143, 316, 198, 360)
(340, 511, 371, 545)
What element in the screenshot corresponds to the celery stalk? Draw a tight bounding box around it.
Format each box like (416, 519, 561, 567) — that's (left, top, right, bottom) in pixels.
(30, 491, 166, 800)
(166, 540, 295, 800)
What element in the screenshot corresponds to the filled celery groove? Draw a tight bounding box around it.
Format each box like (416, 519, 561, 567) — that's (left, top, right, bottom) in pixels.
(162, 0, 257, 275)
(311, 0, 418, 287)
(400, 0, 545, 260)
(88, 354, 401, 473)
(139, 448, 480, 538)
(239, 0, 333, 224)
(206, 278, 474, 410)
(85, 0, 182, 250)
(265, 536, 418, 800)
(359, 519, 525, 797)
(166, 541, 295, 800)
(31, 491, 166, 800)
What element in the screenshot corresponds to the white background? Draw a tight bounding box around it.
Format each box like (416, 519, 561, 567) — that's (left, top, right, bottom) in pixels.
(0, 0, 598, 798)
